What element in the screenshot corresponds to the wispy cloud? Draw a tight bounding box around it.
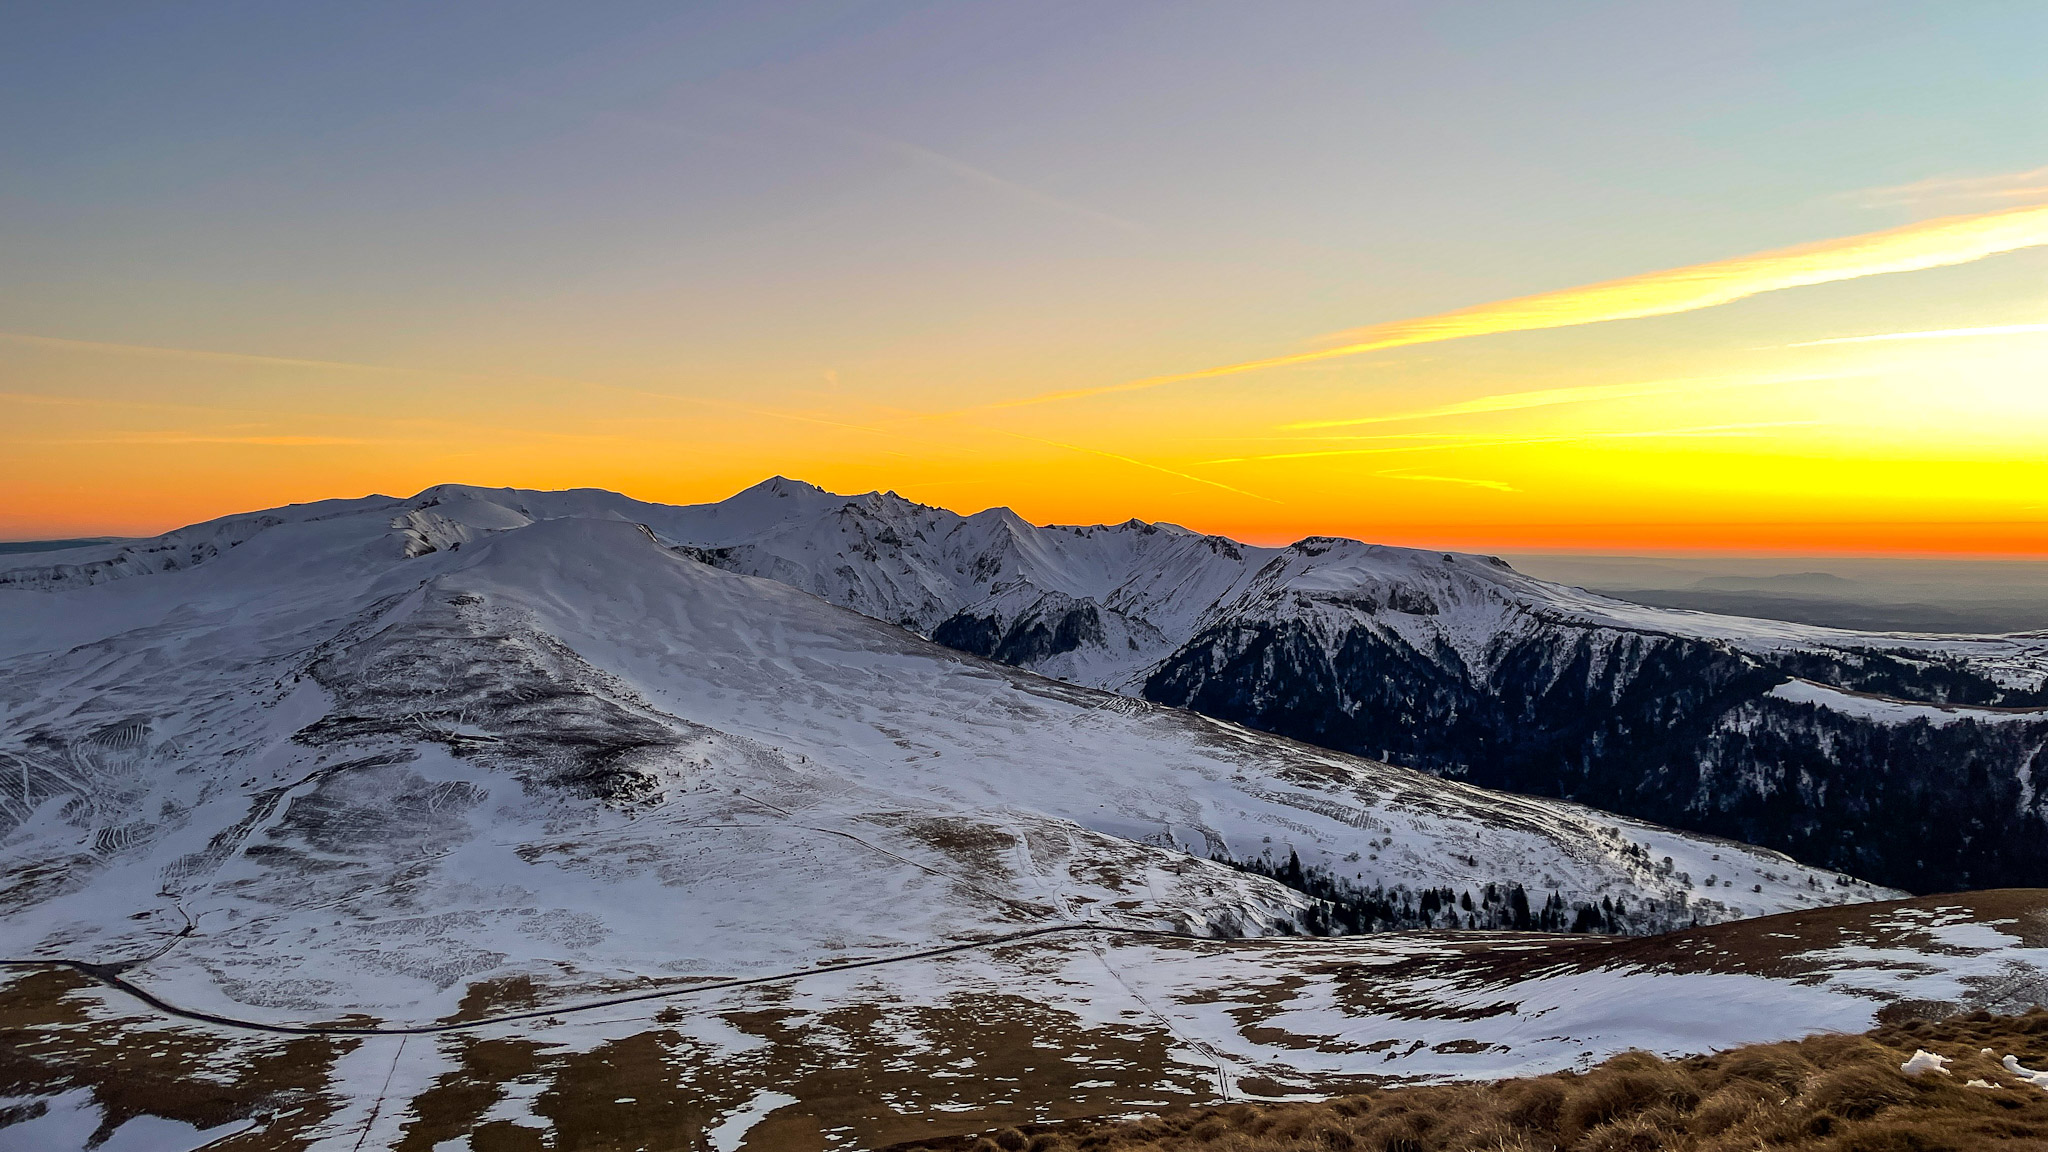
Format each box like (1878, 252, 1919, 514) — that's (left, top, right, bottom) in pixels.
(996, 430, 1279, 503)
(1281, 373, 1844, 431)
(1201, 421, 1819, 465)
(1852, 165, 2048, 209)
(0, 331, 417, 374)
(41, 434, 372, 446)
(0, 330, 910, 440)
(1290, 381, 1682, 429)
(1784, 322, 2048, 348)
(1378, 470, 1518, 492)
(0, 389, 231, 413)
(752, 104, 1140, 233)
(994, 202, 2048, 409)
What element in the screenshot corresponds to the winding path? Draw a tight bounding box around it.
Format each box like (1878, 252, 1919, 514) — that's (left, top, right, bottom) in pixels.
(0, 921, 1217, 1038)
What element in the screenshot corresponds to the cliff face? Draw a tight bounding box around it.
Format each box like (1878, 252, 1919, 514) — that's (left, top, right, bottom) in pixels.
(80, 479, 2025, 897)
(1145, 609, 2048, 893)
(636, 485, 2048, 895)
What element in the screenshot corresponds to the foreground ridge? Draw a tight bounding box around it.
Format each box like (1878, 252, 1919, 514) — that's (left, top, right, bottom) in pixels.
(4, 892, 2046, 1148)
(908, 1008, 2048, 1152)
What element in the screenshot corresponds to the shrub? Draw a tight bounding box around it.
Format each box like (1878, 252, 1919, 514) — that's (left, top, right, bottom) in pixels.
(1501, 1077, 1568, 1132)
(1561, 1067, 1698, 1136)
(1806, 1064, 1912, 1121)
(920, 1010, 2048, 1152)
(1712, 1045, 1813, 1092)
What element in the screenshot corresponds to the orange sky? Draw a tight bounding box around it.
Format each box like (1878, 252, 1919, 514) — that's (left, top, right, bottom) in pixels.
(9, 201, 2047, 553)
(5, 7, 2046, 554)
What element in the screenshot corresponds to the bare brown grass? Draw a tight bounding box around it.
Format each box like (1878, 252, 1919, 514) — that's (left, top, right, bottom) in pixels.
(897, 1008, 2048, 1152)
(0, 968, 357, 1150)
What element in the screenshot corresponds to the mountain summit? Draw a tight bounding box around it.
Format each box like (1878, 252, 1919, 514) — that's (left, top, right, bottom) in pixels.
(620, 479, 2048, 893)
(7, 481, 2047, 1148)
(10, 480, 2046, 897)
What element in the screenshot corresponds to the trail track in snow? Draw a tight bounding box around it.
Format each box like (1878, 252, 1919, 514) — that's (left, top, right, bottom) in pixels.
(0, 920, 1209, 1037)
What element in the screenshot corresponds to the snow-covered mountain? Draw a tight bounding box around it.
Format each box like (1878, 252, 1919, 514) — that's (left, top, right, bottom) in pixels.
(487, 475, 2048, 895)
(10, 478, 2045, 907)
(0, 484, 1892, 1033)
(16, 482, 2048, 1151)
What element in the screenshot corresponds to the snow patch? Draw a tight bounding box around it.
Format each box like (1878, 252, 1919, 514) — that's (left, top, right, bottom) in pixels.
(1770, 678, 2045, 727)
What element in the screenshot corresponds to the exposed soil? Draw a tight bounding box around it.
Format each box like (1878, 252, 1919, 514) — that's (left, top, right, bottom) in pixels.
(0, 968, 356, 1151)
(900, 1008, 2048, 1152)
(6, 893, 2046, 1149)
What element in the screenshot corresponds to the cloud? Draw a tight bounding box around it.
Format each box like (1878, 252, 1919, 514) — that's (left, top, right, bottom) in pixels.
(1378, 470, 1518, 492)
(1, 330, 903, 439)
(1200, 421, 1820, 465)
(41, 434, 372, 446)
(1784, 322, 2048, 348)
(750, 104, 1141, 233)
(995, 429, 1279, 503)
(1853, 165, 2048, 209)
(996, 202, 2048, 409)
(0, 331, 415, 374)
(0, 390, 229, 413)
(1281, 373, 1842, 431)
(1290, 380, 1683, 429)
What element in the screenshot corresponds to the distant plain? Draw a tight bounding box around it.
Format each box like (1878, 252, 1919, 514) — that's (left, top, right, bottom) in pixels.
(1507, 555, 2048, 634)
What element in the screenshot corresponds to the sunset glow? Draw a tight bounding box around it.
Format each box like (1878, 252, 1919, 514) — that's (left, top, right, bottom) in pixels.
(3, 6, 2045, 554)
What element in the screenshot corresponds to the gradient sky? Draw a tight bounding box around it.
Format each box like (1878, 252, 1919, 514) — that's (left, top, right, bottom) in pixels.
(4, 2, 2046, 551)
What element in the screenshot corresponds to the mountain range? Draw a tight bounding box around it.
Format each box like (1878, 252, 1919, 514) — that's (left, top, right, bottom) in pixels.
(0, 482, 1890, 1017)
(3, 479, 2045, 1148)
(349, 476, 2048, 893)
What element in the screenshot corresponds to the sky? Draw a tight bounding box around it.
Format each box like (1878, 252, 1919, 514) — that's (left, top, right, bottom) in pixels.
(3, 2, 2046, 552)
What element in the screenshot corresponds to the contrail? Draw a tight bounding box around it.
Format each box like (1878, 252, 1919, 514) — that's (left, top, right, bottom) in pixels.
(996, 430, 1280, 503)
(1281, 373, 1847, 431)
(1785, 322, 2048, 348)
(995, 202, 2048, 409)
(0, 331, 907, 441)
(1378, 470, 1518, 493)
(0, 331, 420, 374)
(1852, 164, 2048, 208)
(748, 103, 1140, 232)
(1200, 421, 1821, 465)
(44, 434, 372, 446)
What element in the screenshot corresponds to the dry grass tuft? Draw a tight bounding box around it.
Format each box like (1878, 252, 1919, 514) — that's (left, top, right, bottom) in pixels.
(896, 1008, 2048, 1152)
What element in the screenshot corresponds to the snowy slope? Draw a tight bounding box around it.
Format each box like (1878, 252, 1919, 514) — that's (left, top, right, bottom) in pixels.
(0, 489, 1889, 1033)
(541, 477, 2048, 893)
(5, 891, 2044, 1150)
(11, 479, 2047, 895)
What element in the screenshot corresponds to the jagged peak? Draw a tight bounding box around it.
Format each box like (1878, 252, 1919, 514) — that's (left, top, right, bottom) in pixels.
(1043, 515, 1199, 539)
(963, 505, 1033, 531)
(739, 475, 834, 499)
(410, 481, 516, 501)
(847, 487, 942, 516)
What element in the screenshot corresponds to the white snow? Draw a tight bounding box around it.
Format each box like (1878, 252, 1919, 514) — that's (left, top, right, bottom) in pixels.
(5, 887, 2045, 1145)
(1769, 677, 2046, 726)
(1900, 1050, 1951, 1076)
(705, 1090, 798, 1152)
(9, 478, 2039, 1145)
(2004, 1054, 2048, 1090)
(0, 1089, 253, 1152)
(0, 496, 1896, 1030)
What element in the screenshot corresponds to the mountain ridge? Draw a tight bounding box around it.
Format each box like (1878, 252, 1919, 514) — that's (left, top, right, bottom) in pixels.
(12, 480, 2048, 1150)
(9, 478, 2045, 895)
(568, 476, 2048, 893)
(0, 489, 1891, 1034)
